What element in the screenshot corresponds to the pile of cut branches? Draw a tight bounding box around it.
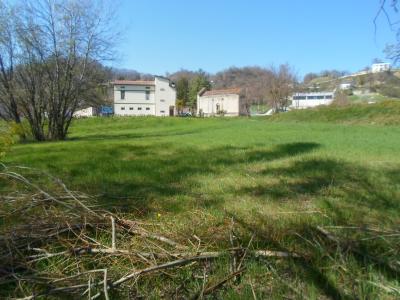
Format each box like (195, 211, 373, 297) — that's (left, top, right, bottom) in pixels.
(0, 165, 299, 299)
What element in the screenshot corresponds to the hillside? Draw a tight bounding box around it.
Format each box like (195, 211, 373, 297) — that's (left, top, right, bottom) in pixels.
(271, 101, 400, 125)
(304, 70, 400, 103)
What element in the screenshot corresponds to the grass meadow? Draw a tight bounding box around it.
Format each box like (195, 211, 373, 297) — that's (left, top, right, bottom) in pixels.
(2, 103, 400, 299)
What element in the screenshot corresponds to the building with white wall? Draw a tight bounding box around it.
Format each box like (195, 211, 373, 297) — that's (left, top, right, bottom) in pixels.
(113, 76, 176, 117)
(197, 88, 246, 117)
(291, 92, 334, 109)
(73, 107, 97, 118)
(339, 83, 352, 90)
(371, 63, 391, 73)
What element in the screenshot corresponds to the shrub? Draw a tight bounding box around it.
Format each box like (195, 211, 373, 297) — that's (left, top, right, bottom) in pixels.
(332, 91, 350, 106)
(379, 85, 400, 98)
(0, 124, 14, 159)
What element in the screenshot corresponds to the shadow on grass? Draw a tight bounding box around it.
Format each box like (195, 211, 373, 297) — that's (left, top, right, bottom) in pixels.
(245, 158, 399, 212)
(232, 214, 353, 300)
(17, 123, 225, 144)
(67, 128, 205, 142)
(5, 142, 320, 215)
(312, 202, 400, 282)
(233, 157, 400, 297)
(86, 142, 320, 214)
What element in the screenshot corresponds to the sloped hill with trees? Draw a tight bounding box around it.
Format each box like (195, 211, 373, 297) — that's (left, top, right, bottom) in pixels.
(303, 69, 400, 102)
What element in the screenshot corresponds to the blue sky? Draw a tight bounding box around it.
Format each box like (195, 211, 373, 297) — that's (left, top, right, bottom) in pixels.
(113, 0, 398, 77)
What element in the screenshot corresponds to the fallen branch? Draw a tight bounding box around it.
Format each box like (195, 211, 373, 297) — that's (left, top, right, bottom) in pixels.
(316, 226, 340, 244)
(26, 247, 300, 263)
(89, 249, 299, 299)
(90, 253, 221, 299)
(110, 216, 116, 251)
(322, 225, 399, 235)
(116, 218, 187, 249)
(1, 166, 300, 299)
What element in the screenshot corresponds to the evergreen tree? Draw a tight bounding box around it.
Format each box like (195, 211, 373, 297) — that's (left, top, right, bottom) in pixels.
(188, 70, 211, 109)
(175, 77, 189, 110)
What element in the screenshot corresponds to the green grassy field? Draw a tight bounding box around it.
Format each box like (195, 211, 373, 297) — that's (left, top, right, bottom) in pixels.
(2, 104, 400, 299)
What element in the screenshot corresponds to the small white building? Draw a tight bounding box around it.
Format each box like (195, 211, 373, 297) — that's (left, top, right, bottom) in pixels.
(73, 107, 96, 118)
(112, 76, 176, 117)
(197, 88, 246, 117)
(371, 63, 391, 73)
(339, 83, 352, 90)
(291, 92, 334, 109)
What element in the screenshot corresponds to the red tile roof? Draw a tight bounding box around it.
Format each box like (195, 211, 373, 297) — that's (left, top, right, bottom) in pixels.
(112, 80, 155, 86)
(202, 88, 241, 96)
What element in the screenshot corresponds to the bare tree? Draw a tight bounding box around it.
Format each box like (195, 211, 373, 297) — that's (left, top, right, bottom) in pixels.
(266, 64, 297, 112)
(212, 66, 275, 115)
(0, 0, 117, 141)
(0, 2, 21, 124)
(28, 0, 115, 140)
(332, 91, 350, 106)
(376, 0, 400, 63)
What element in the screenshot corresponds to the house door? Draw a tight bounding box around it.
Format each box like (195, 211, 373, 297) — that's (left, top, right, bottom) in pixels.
(169, 106, 174, 116)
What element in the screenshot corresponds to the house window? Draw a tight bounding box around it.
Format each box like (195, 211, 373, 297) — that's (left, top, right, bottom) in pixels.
(145, 90, 150, 100)
(146, 86, 150, 89)
(216, 104, 220, 112)
(146, 107, 150, 110)
(160, 99, 165, 102)
(129, 107, 133, 110)
(160, 110, 165, 113)
(120, 90, 125, 100)
(138, 107, 142, 110)
(325, 95, 333, 99)
(294, 96, 306, 100)
(121, 107, 125, 110)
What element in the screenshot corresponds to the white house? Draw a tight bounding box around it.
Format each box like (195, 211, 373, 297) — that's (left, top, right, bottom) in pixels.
(339, 83, 352, 90)
(197, 88, 246, 117)
(73, 107, 96, 118)
(371, 63, 391, 73)
(291, 92, 334, 109)
(112, 76, 176, 117)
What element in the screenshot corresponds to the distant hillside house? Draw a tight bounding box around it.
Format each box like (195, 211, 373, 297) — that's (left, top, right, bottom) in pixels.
(291, 92, 334, 109)
(339, 83, 352, 90)
(197, 88, 246, 117)
(112, 76, 176, 117)
(371, 63, 391, 73)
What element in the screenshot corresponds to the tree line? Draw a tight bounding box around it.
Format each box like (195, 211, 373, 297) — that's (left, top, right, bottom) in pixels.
(169, 65, 298, 114)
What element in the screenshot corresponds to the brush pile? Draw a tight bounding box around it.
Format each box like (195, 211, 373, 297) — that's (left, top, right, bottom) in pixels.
(0, 165, 298, 299)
